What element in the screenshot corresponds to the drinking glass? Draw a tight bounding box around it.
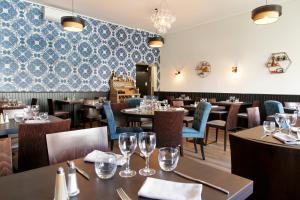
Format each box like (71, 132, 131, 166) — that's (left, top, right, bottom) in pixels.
(275, 113, 287, 132)
(286, 112, 298, 135)
(14, 113, 24, 123)
(138, 132, 156, 176)
(158, 147, 179, 171)
(94, 153, 117, 179)
(39, 112, 49, 121)
(118, 132, 137, 177)
(263, 121, 276, 135)
(31, 105, 39, 120)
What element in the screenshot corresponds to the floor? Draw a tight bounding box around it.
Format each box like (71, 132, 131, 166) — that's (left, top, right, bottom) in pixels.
(182, 127, 231, 172)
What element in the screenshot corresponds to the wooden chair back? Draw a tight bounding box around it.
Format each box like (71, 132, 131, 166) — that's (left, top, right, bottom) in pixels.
(226, 104, 241, 131)
(230, 133, 300, 200)
(153, 111, 184, 148)
(208, 98, 217, 103)
(252, 100, 260, 107)
(18, 119, 71, 172)
(247, 107, 261, 128)
(46, 127, 108, 165)
(31, 98, 38, 106)
(172, 100, 184, 107)
(0, 138, 12, 177)
(47, 99, 55, 115)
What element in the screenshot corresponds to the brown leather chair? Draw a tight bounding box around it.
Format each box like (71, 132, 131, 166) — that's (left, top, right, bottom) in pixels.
(153, 111, 184, 155)
(237, 100, 260, 119)
(206, 104, 241, 151)
(230, 133, 300, 200)
(46, 127, 108, 165)
(208, 98, 217, 103)
(247, 107, 260, 128)
(171, 100, 193, 127)
(18, 119, 71, 172)
(0, 138, 12, 177)
(47, 99, 69, 119)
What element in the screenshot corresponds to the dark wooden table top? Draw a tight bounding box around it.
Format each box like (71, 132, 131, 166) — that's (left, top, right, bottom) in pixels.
(121, 108, 189, 118)
(0, 115, 63, 136)
(230, 126, 300, 149)
(212, 101, 252, 107)
(0, 150, 253, 200)
(183, 105, 226, 111)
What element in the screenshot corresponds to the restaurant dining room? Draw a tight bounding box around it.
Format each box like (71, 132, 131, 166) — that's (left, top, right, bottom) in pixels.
(0, 0, 300, 199)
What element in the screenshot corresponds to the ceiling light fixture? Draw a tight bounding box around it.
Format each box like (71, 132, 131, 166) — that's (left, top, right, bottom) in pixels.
(252, 1, 282, 25)
(147, 36, 164, 48)
(61, 0, 85, 32)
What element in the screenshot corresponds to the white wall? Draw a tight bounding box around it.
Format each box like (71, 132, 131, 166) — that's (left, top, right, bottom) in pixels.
(160, 0, 300, 95)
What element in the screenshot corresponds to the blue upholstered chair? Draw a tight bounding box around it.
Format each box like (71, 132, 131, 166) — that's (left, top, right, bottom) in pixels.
(103, 102, 143, 150)
(126, 98, 141, 108)
(182, 102, 212, 160)
(264, 100, 284, 116)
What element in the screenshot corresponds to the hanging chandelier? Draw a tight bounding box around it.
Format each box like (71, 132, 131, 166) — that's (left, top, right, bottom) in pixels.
(61, 0, 85, 32)
(252, 1, 282, 25)
(150, 0, 176, 34)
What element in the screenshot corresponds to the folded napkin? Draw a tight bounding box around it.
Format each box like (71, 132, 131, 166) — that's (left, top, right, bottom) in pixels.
(24, 120, 50, 124)
(273, 132, 300, 145)
(138, 177, 202, 200)
(123, 108, 138, 112)
(291, 127, 300, 133)
(84, 150, 126, 166)
(174, 107, 184, 111)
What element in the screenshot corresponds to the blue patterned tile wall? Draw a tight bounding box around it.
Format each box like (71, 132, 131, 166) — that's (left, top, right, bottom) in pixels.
(0, 0, 160, 92)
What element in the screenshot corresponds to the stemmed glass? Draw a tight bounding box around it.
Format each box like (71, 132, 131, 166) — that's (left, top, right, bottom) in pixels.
(286, 112, 298, 135)
(31, 105, 39, 120)
(118, 132, 137, 177)
(275, 113, 286, 132)
(263, 121, 276, 136)
(138, 132, 156, 176)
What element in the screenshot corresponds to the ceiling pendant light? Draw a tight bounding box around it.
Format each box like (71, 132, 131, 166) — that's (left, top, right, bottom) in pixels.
(147, 36, 164, 48)
(252, 0, 282, 25)
(61, 0, 85, 32)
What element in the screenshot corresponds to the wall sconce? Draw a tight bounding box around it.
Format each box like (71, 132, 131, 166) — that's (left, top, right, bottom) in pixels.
(175, 70, 181, 76)
(174, 70, 183, 81)
(232, 66, 238, 73)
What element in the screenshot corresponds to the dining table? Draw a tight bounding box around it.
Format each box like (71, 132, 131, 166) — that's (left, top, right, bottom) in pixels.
(0, 104, 27, 114)
(0, 115, 63, 137)
(121, 107, 189, 119)
(0, 150, 253, 200)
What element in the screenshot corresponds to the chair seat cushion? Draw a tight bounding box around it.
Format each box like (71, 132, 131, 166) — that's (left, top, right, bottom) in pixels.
(183, 116, 194, 122)
(182, 127, 202, 138)
(207, 120, 226, 127)
(237, 113, 248, 118)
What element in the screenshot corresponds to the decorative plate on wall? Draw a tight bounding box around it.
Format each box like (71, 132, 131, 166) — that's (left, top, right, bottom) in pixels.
(266, 52, 292, 74)
(195, 61, 211, 78)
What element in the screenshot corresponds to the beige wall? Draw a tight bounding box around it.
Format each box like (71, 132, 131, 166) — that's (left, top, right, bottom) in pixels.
(160, 0, 300, 94)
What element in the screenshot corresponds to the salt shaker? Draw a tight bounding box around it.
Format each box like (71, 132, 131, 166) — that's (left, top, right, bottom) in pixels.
(54, 167, 69, 200)
(67, 161, 80, 197)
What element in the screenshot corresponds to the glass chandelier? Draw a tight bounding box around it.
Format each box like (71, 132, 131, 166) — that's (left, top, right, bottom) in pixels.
(150, 0, 176, 34)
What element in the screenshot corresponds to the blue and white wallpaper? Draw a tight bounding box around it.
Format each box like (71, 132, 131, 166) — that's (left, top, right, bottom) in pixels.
(0, 0, 160, 92)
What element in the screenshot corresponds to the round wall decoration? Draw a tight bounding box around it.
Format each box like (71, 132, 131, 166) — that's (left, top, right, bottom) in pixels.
(195, 61, 211, 78)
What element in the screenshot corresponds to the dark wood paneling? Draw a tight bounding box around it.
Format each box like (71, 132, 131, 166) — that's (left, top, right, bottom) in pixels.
(155, 91, 300, 120)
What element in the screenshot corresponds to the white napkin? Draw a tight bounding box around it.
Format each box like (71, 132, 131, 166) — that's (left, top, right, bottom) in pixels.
(84, 150, 126, 166)
(24, 120, 50, 124)
(273, 132, 300, 145)
(174, 107, 184, 111)
(138, 177, 202, 200)
(123, 108, 138, 112)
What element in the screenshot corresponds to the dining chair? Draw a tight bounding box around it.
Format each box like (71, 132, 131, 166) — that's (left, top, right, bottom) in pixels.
(247, 107, 261, 128)
(182, 102, 212, 160)
(18, 119, 71, 172)
(31, 98, 38, 106)
(208, 98, 217, 103)
(264, 100, 284, 116)
(103, 102, 143, 150)
(47, 99, 70, 119)
(126, 98, 141, 108)
(206, 104, 241, 151)
(237, 100, 260, 119)
(111, 102, 129, 127)
(79, 99, 102, 128)
(46, 127, 108, 165)
(153, 111, 184, 155)
(0, 138, 12, 177)
(171, 100, 184, 107)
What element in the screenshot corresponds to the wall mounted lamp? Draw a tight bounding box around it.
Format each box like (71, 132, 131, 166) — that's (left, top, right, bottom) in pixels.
(232, 66, 238, 73)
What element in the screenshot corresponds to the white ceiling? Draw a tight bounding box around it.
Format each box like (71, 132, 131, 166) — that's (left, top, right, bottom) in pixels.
(28, 0, 290, 34)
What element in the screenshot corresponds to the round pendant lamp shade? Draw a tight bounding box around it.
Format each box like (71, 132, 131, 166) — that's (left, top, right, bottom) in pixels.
(61, 16, 85, 32)
(252, 4, 282, 25)
(147, 36, 164, 48)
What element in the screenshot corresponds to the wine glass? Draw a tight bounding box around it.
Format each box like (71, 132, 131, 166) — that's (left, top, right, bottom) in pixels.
(275, 113, 286, 132)
(263, 121, 276, 136)
(31, 105, 39, 120)
(138, 132, 156, 176)
(118, 132, 137, 177)
(286, 112, 298, 135)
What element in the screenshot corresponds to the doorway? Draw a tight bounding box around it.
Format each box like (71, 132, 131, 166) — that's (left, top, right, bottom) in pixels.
(136, 64, 157, 97)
